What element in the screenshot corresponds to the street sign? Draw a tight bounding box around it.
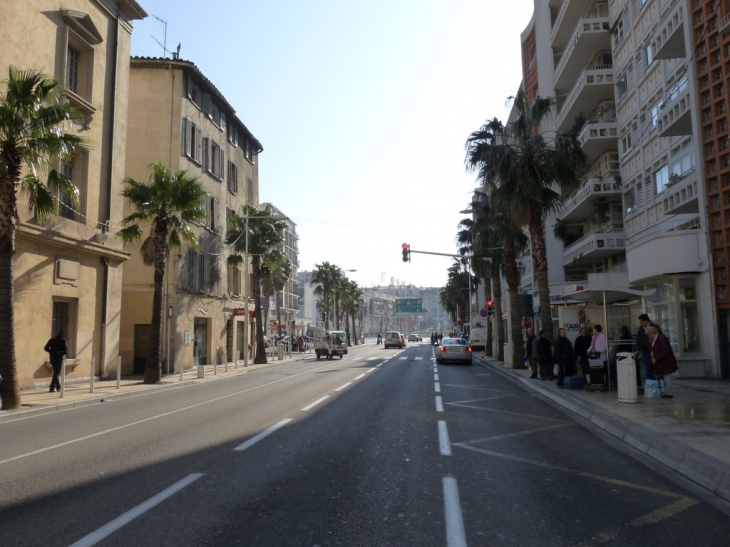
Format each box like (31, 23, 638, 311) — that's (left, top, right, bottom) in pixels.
(395, 298, 422, 313)
(167, 305, 174, 319)
(479, 308, 488, 318)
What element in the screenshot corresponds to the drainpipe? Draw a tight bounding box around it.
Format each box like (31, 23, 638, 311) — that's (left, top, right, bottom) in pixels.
(99, 6, 121, 379)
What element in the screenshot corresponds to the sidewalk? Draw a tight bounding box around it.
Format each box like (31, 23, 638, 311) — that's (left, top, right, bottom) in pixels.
(0, 343, 370, 424)
(476, 354, 730, 505)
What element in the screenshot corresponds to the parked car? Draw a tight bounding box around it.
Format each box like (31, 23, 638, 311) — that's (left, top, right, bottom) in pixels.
(435, 337, 473, 365)
(384, 331, 404, 349)
(408, 333, 422, 342)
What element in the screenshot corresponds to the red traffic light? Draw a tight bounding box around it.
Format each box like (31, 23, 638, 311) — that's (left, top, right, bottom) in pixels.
(487, 300, 494, 307)
(402, 243, 409, 250)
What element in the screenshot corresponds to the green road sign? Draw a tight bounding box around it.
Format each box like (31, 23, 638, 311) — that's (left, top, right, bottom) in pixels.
(396, 298, 423, 313)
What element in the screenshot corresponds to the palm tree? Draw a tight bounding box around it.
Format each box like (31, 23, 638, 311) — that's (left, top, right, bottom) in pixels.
(311, 262, 340, 329)
(118, 163, 206, 384)
(341, 279, 363, 345)
(466, 91, 587, 341)
(0, 68, 86, 409)
(225, 204, 285, 364)
(260, 249, 289, 338)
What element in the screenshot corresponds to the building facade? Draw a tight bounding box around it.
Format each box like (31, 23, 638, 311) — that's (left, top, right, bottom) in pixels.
(0, 0, 146, 386)
(121, 57, 262, 373)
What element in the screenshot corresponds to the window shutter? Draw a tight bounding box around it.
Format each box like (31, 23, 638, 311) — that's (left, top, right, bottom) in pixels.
(212, 197, 219, 230)
(181, 118, 188, 157)
(195, 126, 202, 162)
(220, 112, 226, 132)
(203, 93, 212, 116)
(220, 149, 225, 181)
(203, 137, 209, 171)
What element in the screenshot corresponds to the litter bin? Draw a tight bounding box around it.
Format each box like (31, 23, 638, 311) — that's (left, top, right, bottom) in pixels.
(616, 352, 638, 403)
(277, 345, 284, 360)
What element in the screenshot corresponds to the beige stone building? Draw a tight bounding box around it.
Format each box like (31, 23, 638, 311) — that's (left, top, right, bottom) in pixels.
(121, 57, 262, 374)
(0, 0, 146, 387)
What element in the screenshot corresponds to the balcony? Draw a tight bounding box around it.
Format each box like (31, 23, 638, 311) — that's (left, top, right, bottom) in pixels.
(626, 219, 702, 282)
(555, 67, 614, 131)
(652, 0, 686, 59)
(551, 1, 609, 50)
(657, 80, 692, 137)
(553, 16, 611, 92)
(578, 119, 618, 161)
(560, 173, 622, 223)
(562, 225, 625, 267)
(661, 167, 699, 215)
(720, 13, 730, 36)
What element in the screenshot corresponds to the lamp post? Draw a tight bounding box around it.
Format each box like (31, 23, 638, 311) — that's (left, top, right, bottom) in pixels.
(242, 210, 290, 368)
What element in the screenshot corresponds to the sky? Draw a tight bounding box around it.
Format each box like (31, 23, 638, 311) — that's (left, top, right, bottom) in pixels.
(130, 0, 534, 289)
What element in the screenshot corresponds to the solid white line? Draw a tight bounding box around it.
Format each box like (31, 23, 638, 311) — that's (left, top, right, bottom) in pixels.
(234, 419, 292, 451)
(435, 396, 444, 413)
(301, 396, 329, 411)
(438, 420, 452, 456)
(354, 374, 366, 381)
(68, 473, 205, 547)
(335, 382, 352, 392)
(435, 382, 441, 393)
(443, 477, 467, 547)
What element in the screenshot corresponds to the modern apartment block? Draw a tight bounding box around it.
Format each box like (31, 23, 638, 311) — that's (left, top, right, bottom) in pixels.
(0, 0, 146, 386)
(515, 0, 720, 377)
(121, 57, 262, 372)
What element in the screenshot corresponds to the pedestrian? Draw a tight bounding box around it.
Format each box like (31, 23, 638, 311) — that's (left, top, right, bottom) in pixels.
(553, 328, 575, 388)
(536, 329, 554, 380)
(574, 327, 592, 379)
(588, 324, 608, 387)
(646, 325, 678, 398)
(525, 327, 538, 379)
(635, 314, 661, 385)
(44, 331, 67, 393)
(297, 335, 304, 353)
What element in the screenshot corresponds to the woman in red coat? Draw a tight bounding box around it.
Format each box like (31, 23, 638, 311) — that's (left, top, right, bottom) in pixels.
(646, 326, 678, 398)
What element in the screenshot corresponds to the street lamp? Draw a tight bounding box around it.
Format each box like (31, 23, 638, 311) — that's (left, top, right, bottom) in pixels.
(242, 210, 290, 368)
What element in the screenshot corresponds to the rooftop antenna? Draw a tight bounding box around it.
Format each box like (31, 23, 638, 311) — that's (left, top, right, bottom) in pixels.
(150, 14, 170, 58)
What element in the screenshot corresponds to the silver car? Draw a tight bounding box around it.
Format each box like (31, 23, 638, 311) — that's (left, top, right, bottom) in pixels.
(435, 337, 473, 365)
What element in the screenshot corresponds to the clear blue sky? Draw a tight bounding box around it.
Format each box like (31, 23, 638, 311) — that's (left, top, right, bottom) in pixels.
(130, 0, 534, 289)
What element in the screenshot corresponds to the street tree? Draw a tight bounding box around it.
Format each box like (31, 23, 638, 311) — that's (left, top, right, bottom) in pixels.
(311, 261, 340, 329)
(118, 163, 206, 384)
(0, 68, 86, 409)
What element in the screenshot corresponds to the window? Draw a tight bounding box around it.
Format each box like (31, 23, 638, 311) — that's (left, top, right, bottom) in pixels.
(200, 194, 218, 230)
(247, 178, 254, 204)
(245, 138, 253, 162)
(227, 161, 238, 194)
(624, 187, 636, 213)
(186, 74, 202, 109)
(617, 75, 628, 101)
(651, 101, 665, 126)
(670, 152, 695, 177)
(204, 138, 225, 180)
(181, 118, 203, 164)
(227, 123, 238, 146)
(67, 45, 80, 93)
(187, 251, 206, 293)
(612, 19, 624, 47)
(59, 162, 76, 220)
(679, 278, 700, 353)
(227, 263, 242, 296)
(621, 133, 632, 154)
(645, 44, 653, 66)
(654, 165, 670, 194)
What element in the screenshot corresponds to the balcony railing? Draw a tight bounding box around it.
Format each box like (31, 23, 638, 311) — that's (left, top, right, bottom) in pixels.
(556, 67, 614, 130)
(626, 217, 700, 247)
(551, 1, 609, 46)
(562, 226, 625, 266)
(553, 16, 612, 87)
(560, 173, 621, 220)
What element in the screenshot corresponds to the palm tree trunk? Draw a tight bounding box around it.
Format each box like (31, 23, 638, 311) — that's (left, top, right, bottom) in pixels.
(503, 247, 526, 369)
(0, 168, 20, 409)
(492, 270, 504, 362)
(145, 228, 168, 384)
(324, 290, 330, 329)
(276, 290, 282, 343)
(351, 307, 357, 345)
(252, 257, 267, 364)
(530, 210, 553, 341)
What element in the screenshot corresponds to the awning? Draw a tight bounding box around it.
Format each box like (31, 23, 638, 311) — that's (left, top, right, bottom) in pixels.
(564, 287, 656, 304)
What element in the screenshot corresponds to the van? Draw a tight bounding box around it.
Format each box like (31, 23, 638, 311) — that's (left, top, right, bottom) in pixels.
(384, 331, 404, 349)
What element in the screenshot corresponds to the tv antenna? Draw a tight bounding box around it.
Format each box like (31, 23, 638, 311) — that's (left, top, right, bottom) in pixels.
(150, 14, 170, 58)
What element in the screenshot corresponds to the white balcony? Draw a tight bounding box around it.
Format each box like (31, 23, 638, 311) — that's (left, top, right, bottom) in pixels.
(555, 67, 614, 131)
(553, 16, 612, 92)
(562, 225, 625, 267)
(551, 1, 609, 50)
(560, 173, 622, 223)
(578, 119, 618, 161)
(652, 0, 686, 59)
(657, 80, 692, 137)
(661, 167, 699, 215)
(627, 223, 703, 283)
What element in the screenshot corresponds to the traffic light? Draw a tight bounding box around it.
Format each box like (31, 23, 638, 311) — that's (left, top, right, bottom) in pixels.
(487, 300, 494, 316)
(402, 243, 410, 262)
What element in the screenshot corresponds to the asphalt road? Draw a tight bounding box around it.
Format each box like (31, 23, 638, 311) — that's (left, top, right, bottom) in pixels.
(1, 342, 729, 546)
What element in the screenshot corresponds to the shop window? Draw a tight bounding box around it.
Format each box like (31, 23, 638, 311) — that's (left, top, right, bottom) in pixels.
(679, 278, 700, 353)
(645, 278, 679, 354)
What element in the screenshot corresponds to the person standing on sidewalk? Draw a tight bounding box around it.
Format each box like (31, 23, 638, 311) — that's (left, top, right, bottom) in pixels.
(553, 328, 575, 388)
(635, 314, 661, 384)
(574, 327, 592, 379)
(525, 328, 538, 379)
(588, 324, 608, 387)
(646, 325, 678, 398)
(44, 331, 67, 393)
(536, 329, 554, 380)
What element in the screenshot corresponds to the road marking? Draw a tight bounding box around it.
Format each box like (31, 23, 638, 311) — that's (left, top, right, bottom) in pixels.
(376, 362, 385, 367)
(367, 357, 378, 360)
(234, 419, 292, 451)
(414, 357, 423, 360)
(443, 477, 467, 547)
(365, 368, 375, 373)
(335, 382, 352, 392)
(454, 423, 576, 447)
(0, 361, 338, 466)
(354, 373, 366, 380)
(435, 382, 441, 393)
(68, 473, 205, 547)
(434, 374, 439, 381)
(438, 420, 451, 456)
(435, 396, 444, 412)
(301, 396, 329, 411)
(399, 357, 408, 360)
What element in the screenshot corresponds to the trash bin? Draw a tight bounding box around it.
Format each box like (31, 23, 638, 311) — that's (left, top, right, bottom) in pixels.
(616, 351, 638, 403)
(277, 345, 284, 360)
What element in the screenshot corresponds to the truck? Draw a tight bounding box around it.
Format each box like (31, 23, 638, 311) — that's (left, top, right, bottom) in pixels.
(469, 326, 487, 353)
(307, 326, 349, 360)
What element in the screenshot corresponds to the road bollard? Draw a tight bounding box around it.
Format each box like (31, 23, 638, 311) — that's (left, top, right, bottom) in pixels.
(117, 356, 121, 389)
(60, 357, 66, 398)
(90, 357, 95, 393)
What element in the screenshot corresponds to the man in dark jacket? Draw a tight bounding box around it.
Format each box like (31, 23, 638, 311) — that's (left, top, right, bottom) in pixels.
(553, 328, 575, 388)
(44, 331, 67, 393)
(574, 327, 592, 379)
(536, 329, 554, 380)
(635, 314, 661, 383)
(646, 325, 678, 398)
(525, 328, 538, 379)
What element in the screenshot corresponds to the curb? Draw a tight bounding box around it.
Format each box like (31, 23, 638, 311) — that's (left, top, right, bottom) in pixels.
(476, 355, 730, 505)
